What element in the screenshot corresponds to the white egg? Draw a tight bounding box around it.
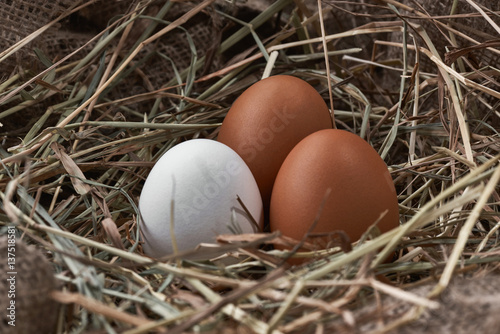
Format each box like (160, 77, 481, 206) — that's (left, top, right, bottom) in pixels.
(139, 139, 264, 259)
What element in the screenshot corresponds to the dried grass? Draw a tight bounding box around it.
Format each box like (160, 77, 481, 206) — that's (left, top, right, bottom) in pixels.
(0, 0, 499, 333)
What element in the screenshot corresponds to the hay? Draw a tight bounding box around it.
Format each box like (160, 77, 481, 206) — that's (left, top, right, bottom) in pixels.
(0, 0, 499, 333)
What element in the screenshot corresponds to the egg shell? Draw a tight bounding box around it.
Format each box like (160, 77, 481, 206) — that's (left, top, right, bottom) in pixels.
(217, 75, 332, 208)
(270, 129, 399, 250)
(139, 139, 264, 259)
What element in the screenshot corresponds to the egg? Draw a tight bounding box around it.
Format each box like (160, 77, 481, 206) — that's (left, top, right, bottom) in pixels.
(270, 129, 399, 252)
(217, 75, 332, 209)
(139, 139, 264, 259)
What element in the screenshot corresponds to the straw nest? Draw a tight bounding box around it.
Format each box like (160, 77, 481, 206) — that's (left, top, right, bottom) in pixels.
(0, 0, 499, 333)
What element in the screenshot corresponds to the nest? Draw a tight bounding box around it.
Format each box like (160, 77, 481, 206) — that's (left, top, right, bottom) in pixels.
(0, 0, 499, 333)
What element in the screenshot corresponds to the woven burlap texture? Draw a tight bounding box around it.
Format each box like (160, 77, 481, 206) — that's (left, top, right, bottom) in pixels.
(389, 0, 500, 72)
(2, 0, 224, 99)
(0, 0, 80, 74)
(0, 235, 59, 334)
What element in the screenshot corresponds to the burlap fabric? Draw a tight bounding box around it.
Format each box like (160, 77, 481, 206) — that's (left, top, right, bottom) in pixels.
(324, 273, 500, 334)
(389, 0, 500, 73)
(0, 0, 79, 74)
(3, 0, 498, 86)
(0, 0, 237, 77)
(324, 0, 499, 116)
(0, 235, 59, 334)
(0, 0, 232, 112)
(324, 0, 500, 72)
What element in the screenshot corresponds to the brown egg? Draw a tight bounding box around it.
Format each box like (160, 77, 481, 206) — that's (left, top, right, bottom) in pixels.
(270, 129, 399, 253)
(217, 75, 332, 209)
